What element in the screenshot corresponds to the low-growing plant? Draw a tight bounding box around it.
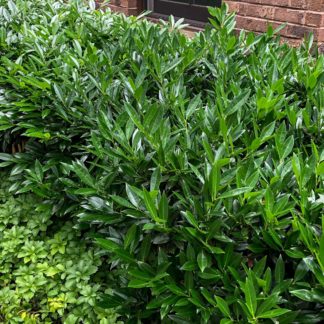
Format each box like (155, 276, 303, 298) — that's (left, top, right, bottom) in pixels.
(0, 172, 120, 323)
(0, 0, 323, 323)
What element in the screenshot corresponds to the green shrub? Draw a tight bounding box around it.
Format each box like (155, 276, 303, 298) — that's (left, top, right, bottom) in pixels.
(0, 173, 120, 323)
(0, 0, 323, 323)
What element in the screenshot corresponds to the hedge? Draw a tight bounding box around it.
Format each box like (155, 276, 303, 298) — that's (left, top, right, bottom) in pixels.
(0, 0, 323, 323)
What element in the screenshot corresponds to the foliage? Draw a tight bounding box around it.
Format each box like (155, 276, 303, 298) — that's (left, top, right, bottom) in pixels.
(0, 173, 120, 323)
(0, 0, 323, 323)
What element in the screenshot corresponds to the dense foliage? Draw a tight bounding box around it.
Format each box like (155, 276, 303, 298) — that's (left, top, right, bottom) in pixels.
(0, 173, 120, 323)
(0, 0, 323, 323)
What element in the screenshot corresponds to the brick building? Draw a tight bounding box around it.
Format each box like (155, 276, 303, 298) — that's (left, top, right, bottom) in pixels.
(101, 0, 324, 49)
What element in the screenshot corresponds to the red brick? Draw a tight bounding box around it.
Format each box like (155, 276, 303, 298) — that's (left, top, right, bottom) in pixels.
(317, 28, 324, 41)
(226, 0, 324, 11)
(318, 42, 324, 52)
(286, 24, 313, 38)
(96, 0, 143, 15)
(305, 12, 324, 27)
(227, 0, 292, 9)
(306, 0, 324, 11)
(96, 0, 324, 48)
(109, 0, 142, 8)
(226, 0, 324, 46)
(231, 2, 307, 25)
(235, 15, 314, 38)
(227, 2, 240, 12)
(273, 8, 305, 25)
(108, 4, 140, 15)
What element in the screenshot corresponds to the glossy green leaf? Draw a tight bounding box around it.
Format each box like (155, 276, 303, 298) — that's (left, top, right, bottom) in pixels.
(258, 308, 291, 319)
(143, 189, 161, 223)
(197, 250, 210, 273)
(215, 296, 231, 318)
(245, 271, 257, 317)
(218, 187, 252, 199)
(275, 255, 285, 283)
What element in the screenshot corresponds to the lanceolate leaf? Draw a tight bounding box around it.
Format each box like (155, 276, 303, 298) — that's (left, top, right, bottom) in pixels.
(110, 195, 134, 209)
(290, 289, 314, 302)
(72, 160, 96, 188)
(215, 296, 231, 319)
(245, 271, 257, 317)
(143, 189, 161, 223)
(218, 187, 252, 199)
(124, 224, 138, 250)
(258, 308, 291, 319)
(226, 90, 250, 116)
(96, 238, 120, 251)
(158, 192, 169, 224)
(197, 250, 209, 273)
(150, 167, 161, 191)
(275, 255, 285, 283)
(181, 211, 200, 230)
(319, 219, 324, 269)
(210, 160, 220, 201)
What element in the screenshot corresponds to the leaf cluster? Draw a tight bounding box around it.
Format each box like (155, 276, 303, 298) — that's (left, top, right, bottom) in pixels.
(0, 172, 120, 323)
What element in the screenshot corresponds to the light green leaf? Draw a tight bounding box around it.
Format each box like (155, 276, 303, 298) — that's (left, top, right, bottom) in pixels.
(275, 255, 285, 283)
(182, 211, 199, 230)
(219, 187, 252, 199)
(210, 160, 220, 201)
(290, 289, 314, 302)
(143, 189, 161, 223)
(150, 167, 161, 191)
(53, 83, 64, 104)
(215, 296, 231, 318)
(226, 90, 250, 116)
(166, 284, 187, 296)
(124, 224, 138, 250)
(258, 308, 291, 319)
(128, 279, 150, 288)
(197, 250, 210, 273)
(126, 184, 140, 207)
(186, 94, 202, 119)
(158, 193, 169, 224)
(245, 271, 257, 317)
(281, 136, 294, 160)
(34, 159, 44, 182)
(110, 195, 134, 209)
(96, 238, 120, 251)
(72, 160, 96, 188)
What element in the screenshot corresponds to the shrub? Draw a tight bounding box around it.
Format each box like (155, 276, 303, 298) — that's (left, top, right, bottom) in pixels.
(0, 172, 120, 323)
(0, 0, 323, 323)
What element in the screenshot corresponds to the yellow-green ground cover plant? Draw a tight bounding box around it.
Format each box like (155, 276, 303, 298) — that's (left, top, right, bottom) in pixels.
(0, 0, 323, 323)
(0, 173, 120, 323)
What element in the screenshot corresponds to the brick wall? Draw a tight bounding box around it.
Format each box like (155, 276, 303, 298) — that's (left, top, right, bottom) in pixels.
(98, 0, 143, 15)
(225, 0, 324, 48)
(97, 0, 324, 48)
